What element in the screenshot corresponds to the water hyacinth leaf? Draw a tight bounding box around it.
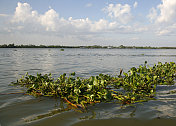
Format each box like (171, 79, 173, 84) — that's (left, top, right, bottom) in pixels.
(70, 72, 76, 76)
(123, 72, 128, 77)
(11, 62, 176, 109)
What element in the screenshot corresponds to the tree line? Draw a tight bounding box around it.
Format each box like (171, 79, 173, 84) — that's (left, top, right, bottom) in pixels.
(0, 43, 176, 49)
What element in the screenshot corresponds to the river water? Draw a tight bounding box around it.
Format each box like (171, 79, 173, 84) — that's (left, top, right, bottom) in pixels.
(0, 48, 176, 126)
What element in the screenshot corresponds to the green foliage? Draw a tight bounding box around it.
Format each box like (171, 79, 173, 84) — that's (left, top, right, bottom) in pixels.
(12, 62, 176, 108)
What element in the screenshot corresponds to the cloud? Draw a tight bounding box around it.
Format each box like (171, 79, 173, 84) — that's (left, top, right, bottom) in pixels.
(133, 2, 138, 8)
(157, 0, 176, 24)
(9, 2, 114, 33)
(157, 29, 170, 36)
(12, 2, 38, 23)
(68, 17, 91, 31)
(156, 22, 176, 36)
(4, 1, 149, 44)
(11, 2, 59, 32)
(103, 3, 132, 24)
(39, 9, 59, 31)
(147, 0, 176, 36)
(147, 0, 176, 24)
(147, 8, 158, 23)
(148, 0, 176, 24)
(85, 3, 92, 8)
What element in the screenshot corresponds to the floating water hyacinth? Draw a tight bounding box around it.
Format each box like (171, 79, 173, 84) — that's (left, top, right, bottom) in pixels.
(12, 62, 176, 109)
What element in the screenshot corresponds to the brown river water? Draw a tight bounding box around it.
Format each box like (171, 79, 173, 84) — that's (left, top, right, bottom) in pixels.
(0, 48, 176, 126)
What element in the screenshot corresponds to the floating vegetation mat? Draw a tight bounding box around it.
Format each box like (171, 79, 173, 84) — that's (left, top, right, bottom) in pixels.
(12, 61, 176, 110)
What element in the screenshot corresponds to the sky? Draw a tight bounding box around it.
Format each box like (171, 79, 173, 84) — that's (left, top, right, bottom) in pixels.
(0, 0, 176, 47)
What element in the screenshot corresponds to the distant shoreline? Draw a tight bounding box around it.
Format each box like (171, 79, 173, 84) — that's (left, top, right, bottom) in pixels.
(0, 44, 176, 49)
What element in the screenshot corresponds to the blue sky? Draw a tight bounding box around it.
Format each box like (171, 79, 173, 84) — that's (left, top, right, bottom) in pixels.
(0, 0, 176, 46)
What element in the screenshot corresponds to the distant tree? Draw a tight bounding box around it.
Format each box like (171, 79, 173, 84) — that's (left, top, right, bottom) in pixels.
(0, 44, 8, 48)
(119, 45, 125, 48)
(8, 43, 15, 48)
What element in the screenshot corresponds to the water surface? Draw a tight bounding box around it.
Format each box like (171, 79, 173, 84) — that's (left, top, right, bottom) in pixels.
(0, 48, 176, 126)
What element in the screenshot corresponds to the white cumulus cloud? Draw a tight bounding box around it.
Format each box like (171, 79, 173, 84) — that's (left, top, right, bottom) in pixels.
(12, 2, 38, 23)
(3, 2, 150, 45)
(147, 0, 176, 36)
(157, 0, 176, 24)
(12, 2, 59, 31)
(69, 17, 91, 31)
(147, 0, 176, 24)
(103, 3, 132, 24)
(39, 9, 59, 31)
(11, 2, 140, 34)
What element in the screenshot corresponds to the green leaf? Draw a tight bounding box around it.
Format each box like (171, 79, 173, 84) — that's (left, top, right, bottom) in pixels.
(70, 72, 76, 76)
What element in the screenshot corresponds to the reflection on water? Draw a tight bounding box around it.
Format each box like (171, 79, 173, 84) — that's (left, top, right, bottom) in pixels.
(0, 48, 176, 126)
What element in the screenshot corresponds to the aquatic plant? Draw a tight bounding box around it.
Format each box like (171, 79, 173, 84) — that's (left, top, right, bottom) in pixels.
(12, 62, 176, 109)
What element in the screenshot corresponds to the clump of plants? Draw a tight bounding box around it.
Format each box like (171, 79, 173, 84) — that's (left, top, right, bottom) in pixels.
(12, 62, 176, 109)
